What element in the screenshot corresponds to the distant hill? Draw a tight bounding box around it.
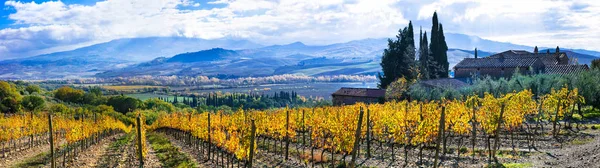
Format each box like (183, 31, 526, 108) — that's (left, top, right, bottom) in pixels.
(167, 48, 239, 63)
(1, 33, 598, 79)
(0, 37, 261, 79)
(444, 33, 532, 53)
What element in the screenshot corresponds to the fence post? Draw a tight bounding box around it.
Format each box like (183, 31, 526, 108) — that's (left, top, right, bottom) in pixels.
(49, 113, 55, 168)
(350, 107, 365, 167)
(136, 115, 144, 168)
(248, 119, 256, 168)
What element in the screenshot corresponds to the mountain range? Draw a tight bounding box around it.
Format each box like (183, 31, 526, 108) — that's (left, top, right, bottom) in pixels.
(0, 33, 598, 80)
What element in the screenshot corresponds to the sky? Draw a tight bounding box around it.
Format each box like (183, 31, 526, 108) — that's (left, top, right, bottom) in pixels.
(1, 0, 599, 59)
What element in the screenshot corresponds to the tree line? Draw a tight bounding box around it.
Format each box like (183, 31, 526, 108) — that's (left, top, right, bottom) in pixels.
(155, 91, 328, 111)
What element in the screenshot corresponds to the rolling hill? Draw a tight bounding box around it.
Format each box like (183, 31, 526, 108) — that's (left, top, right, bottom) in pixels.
(0, 33, 598, 80)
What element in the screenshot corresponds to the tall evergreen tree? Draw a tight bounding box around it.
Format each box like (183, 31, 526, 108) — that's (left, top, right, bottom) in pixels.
(192, 95, 198, 108)
(428, 12, 449, 78)
(378, 21, 417, 88)
(419, 28, 431, 79)
(438, 24, 449, 77)
(534, 46, 539, 54)
(474, 48, 478, 58)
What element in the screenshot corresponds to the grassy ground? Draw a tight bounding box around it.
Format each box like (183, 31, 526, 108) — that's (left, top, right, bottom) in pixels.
(11, 151, 49, 168)
(147, 132, 198, 168)
(502, 162, 533, 168)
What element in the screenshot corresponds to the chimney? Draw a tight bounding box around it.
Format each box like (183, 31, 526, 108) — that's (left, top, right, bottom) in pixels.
(556, 46, 560, 53)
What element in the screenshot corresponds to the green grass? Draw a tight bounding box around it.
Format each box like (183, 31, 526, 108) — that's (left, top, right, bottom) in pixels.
(12, 151, 50, 168)
(570, 138, 593, 145)
(582, 107, 600, 119)
(503, 162, 533, 168)
(113, 133, 134, 148)
(486, 162, 532, 168)
(147, 132, 198, 168)
(583, 112, 600, 119)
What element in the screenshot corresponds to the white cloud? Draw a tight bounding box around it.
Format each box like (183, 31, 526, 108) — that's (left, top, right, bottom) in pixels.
(1, 0, 599, 59)
(417, 0, 600, 51)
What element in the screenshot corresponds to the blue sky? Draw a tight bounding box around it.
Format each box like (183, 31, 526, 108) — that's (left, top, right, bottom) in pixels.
(1, 0, 599, 59)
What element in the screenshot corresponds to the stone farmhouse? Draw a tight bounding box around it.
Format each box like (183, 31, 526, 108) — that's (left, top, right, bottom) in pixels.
(454, 48, 589, 79)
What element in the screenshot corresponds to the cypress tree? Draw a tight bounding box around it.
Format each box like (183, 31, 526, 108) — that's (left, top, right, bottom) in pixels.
(534, 46, 539, 54)
(428, 12, 449, 78)
(419, 28, 431, 79)
(475, 48, 478, 58)
(429, 12, 440, 78)
(438, 24, 449, 77)
(192, 95, 198, 108)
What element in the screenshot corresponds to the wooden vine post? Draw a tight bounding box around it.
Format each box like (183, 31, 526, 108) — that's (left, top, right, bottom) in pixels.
(49, 113, 56, 168)
(350, 107, 365, 168)
(248, 119, 256, 168)
(208, 112, 212, 161)
(285, 109, 290, 161)
(366, 107, 371, 158)
(434, 106, 446, 168)
(552, 99, 561, 137)
(492, 104, 506, 163)
(136, 115, 144, 168)
(471, 104, 477, 163)
(302, 110, 306, 146)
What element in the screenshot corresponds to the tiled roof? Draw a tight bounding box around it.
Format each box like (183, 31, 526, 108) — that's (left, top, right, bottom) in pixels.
(419, 78, 469, 89)
(332, 87, 385, 98)
(454, 58, 540, 68)
(545, 65, 589, 75)
(487, 52, 566, 65)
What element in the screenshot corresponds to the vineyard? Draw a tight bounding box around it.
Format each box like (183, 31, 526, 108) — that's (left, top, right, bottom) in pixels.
(145, 87, 598, 167)
(1, 86, 599, 167)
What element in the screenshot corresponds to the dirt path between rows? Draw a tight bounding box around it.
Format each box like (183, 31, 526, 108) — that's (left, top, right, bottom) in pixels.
(158, 132, 206, 168)
(61, 134, 123, 168)
(0, 144, 50, 167)
(93, 133, 161, 168)
(0, 140, 66, 168)
(143, 140, 163, 168)
(530, 130, 600, 167)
